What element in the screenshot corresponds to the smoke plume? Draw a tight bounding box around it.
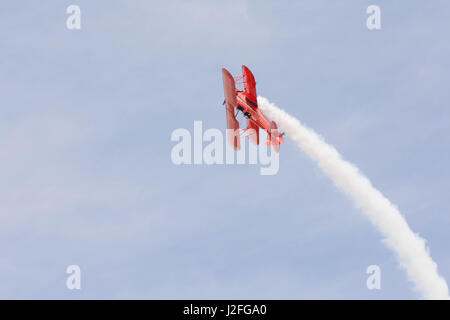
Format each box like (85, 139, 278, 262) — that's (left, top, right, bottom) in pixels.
(258, 96, 449, 299)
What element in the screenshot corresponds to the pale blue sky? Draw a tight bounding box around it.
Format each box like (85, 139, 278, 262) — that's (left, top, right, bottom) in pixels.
(0, 0, 449, 299)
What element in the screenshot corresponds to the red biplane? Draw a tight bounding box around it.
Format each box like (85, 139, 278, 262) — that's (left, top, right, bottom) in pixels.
(222, 66, 284, 152)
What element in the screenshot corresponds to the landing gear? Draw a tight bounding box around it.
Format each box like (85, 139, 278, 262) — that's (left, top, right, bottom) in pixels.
(235, 105, 251, 119)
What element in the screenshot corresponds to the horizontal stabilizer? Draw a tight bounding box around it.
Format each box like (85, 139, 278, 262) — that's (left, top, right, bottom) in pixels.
(266, 121, 283, 152)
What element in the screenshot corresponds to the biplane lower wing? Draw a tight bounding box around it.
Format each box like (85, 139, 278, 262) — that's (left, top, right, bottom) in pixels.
(247, 119, 259, 145)
(222, 68, 240, 150)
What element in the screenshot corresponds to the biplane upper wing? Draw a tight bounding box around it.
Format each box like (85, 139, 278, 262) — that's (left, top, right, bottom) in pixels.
(222, 68, 240, 150)
(242, 65, 258, 109)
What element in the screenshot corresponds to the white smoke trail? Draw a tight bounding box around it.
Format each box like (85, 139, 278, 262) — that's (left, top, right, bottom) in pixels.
(258, 96, 449, 300)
